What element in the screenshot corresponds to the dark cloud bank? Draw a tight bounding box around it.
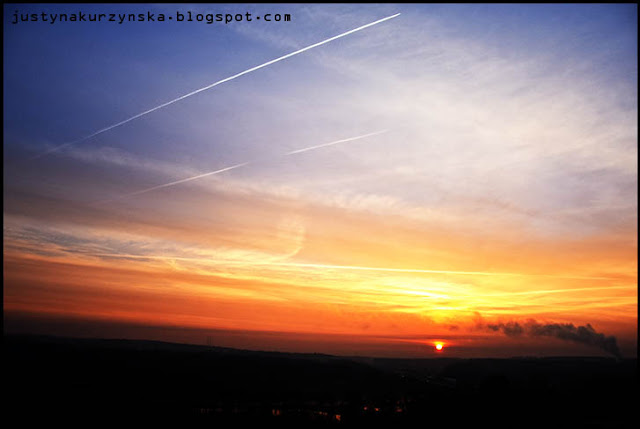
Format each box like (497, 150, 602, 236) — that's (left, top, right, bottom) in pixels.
(482, 320, 622, 359)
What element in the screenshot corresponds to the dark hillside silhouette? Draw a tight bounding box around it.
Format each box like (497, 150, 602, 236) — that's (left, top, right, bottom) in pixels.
(4, 335, 637, 428)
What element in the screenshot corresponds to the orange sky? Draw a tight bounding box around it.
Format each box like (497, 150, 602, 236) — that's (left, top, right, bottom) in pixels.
(4, 186, 637, 357)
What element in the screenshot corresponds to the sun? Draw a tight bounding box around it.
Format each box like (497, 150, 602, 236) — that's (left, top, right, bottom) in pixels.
(435, 342, 444, 351)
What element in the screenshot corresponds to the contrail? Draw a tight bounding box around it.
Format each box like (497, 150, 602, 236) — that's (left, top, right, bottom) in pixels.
(119, 162, 250, 199)
(285, 130, 388, 155)
(101, 129, 388, 202)
(32, 13, 401, 160)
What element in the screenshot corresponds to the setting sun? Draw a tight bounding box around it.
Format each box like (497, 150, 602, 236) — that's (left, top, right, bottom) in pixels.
(435, 343, 444, 352)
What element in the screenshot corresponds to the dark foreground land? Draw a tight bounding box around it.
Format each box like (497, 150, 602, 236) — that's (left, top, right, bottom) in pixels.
(4, 335, 637, 428)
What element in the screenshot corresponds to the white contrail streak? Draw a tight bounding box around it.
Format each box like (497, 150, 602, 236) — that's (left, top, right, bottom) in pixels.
(285, 130, 388, 155)
(123, 162, 250, 198)
(103, 130, 388, 201)
(92, 162, 249, 205)
(32, 13, 401, 160)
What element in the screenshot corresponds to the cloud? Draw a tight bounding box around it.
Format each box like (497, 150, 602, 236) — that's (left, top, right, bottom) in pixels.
(482, 319, 622, 358)
(486, 321, 524, 337)
(62, 145, 201, 179)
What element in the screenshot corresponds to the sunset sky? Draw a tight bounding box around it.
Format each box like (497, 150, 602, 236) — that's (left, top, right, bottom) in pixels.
(4, 4, 637, 358)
